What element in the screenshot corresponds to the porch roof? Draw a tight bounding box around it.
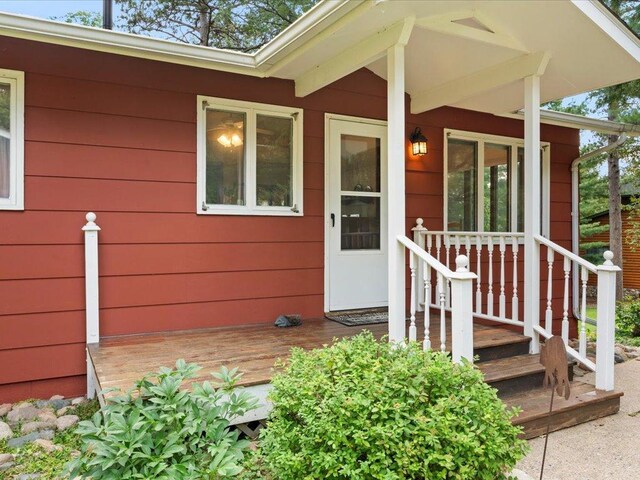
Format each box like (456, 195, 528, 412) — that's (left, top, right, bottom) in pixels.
(0, 1, 638, 117)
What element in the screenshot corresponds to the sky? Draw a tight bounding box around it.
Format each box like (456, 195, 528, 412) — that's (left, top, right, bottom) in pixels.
(0, 1, 120, 19)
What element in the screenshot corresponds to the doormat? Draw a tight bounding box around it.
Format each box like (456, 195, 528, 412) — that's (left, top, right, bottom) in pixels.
(325, 308, 388, 327)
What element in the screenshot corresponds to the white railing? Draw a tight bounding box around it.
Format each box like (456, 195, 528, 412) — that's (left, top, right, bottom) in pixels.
(534, 234, 620, 391)
(412, 219, 524, 329)
(397, 235, 476, 363)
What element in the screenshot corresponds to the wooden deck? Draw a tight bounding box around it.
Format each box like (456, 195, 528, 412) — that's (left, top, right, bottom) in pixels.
(88, 315, 526, 396)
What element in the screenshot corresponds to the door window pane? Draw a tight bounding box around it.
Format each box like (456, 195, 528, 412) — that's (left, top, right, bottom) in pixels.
(341, 135, 381, 192)
(484, 143, 511, 232)
(341, 196, 380, 250)
(256, 115, 293, 207)
(447, 139, 477, 231)
(205, 109, 246, 205)
(0, 83, 10, 199)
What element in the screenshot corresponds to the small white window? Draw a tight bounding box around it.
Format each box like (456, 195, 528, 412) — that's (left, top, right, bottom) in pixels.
(197, 96, 303, 216)
(0, 68, 24, 211)
(444, 129, 550, 236)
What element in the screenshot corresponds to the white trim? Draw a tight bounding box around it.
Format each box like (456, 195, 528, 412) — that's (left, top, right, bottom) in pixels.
(410, 52, 551, 114)
(323, 113, 387, 313)
(0, 68, 24, 211)
(415, 10, 528, 53)
(443, 128, 550, 236)
(500, 109, 640, 137)
(196, 96, 303, 216)
(295, 17, 414, 97)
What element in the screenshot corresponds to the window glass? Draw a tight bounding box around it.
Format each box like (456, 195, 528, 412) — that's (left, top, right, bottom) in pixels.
(256, 115, 293, 207)
(205, 109, 246, 206)
(0, 83, 10, 199)
(447, 139, 477, 231)
(484, 143, 511, 232)
(341, 196, 380, 250)
(340, 135, 381, 192)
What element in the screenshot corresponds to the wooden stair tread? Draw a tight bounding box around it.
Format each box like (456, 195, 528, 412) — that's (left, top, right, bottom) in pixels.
(502, 381, 622, 438)
(478, 354, 544, 384)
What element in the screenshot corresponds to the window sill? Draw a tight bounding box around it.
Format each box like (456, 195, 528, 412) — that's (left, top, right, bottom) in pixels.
(197, 205, 303, 217)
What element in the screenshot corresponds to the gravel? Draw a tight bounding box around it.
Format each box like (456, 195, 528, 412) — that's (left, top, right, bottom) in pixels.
(516, 358, 640, 479)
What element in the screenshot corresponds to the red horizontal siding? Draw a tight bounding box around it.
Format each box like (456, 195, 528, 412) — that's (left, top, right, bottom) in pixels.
(0, 34, 579, 401)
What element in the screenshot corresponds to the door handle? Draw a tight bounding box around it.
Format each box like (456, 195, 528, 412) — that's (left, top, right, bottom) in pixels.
(330, 213, 335, 227)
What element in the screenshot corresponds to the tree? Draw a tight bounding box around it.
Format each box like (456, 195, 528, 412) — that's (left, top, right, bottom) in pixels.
(55, 10, 103, 28)
(548, 1, 640, 300)
(115, 0, 316, 51)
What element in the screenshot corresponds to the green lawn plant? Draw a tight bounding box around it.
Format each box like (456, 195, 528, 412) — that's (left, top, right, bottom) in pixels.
(256, 332, 527, 480)
(67, 360, 258, 479)
(616, 298, 640, 345)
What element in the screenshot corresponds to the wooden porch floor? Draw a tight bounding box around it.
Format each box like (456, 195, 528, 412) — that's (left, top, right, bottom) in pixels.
(88, 315, 527, 397)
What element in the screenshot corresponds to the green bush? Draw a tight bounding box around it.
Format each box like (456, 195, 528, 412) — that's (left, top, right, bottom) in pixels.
(257, 332, 527, 480)
(67, 360, 258, 479)
(617, 298, 640, 339)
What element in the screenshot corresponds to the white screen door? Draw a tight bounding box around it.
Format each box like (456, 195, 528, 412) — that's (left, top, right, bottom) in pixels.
(327, 118, 387, 311)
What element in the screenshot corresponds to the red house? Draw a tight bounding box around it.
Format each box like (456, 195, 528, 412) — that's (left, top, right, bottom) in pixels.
(0, 1, 638, 437)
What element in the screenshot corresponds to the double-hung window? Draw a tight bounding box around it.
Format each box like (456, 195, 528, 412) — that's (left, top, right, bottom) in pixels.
(0, 68, 24, 211)
(445, 129, 549, 235)
(197, 96, 303, 216)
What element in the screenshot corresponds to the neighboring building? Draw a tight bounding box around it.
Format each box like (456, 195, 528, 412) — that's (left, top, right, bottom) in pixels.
(584, 187, 640, 293)
(0, 0, 637, 437)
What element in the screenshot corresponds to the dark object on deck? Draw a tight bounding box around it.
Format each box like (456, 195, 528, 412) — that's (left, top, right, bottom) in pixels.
(275, 314, 302, 328)
(538, 336, 571, 480)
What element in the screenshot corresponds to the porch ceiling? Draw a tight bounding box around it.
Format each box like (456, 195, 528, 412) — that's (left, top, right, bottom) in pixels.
(275, 0, 640, 115)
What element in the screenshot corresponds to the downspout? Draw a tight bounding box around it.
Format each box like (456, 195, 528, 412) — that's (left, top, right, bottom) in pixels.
(571, 133, 628, 322)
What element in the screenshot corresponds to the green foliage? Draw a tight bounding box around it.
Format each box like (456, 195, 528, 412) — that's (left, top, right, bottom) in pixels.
(616, 298, 640, 339)
(55, 10, 103, 27)
(67, 360, 258, 479)
(0, 84, 9, 131)
(256, 332, 527, 480)
(115, 0, 317, 51)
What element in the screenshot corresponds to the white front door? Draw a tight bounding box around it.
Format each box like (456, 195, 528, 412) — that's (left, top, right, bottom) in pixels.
(327, 117, 388, 311)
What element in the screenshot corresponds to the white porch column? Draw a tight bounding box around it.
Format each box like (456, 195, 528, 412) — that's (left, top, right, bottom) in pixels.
(523, 75, 541, 354)
(387, 43, 406, 343)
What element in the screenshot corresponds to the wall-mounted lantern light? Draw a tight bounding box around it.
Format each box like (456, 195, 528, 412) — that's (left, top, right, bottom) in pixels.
(410, 127, 428, 156)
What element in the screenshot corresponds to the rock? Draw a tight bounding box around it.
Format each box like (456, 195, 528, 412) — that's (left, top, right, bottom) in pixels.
(0, 453, 14, 466)
(15, 475, 42, 480)
(33, 438, 61, 453)
(70, 397, 85, 406)
(0, 421, 12, 440)
(615, 353, 626, 364)
(56, 406, 73, 416)
(56, 415, 79, 431)
(6, 405, 41, 425)
(37, 411, 57, 424)
(49, 395, 64, 401)
(0, 403, 11, 417)
(21, 420, 57, 435)
(628, 350, 640, 359)
(70, 450, 81, 459)
(7, 430, 54, 448)
(0, 462, 14, 472)
(573, 368, 586, 377)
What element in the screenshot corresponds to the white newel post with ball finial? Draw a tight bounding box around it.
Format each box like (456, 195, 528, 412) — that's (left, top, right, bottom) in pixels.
(83, 212, 101, 398)
(450, 255, 476, 363)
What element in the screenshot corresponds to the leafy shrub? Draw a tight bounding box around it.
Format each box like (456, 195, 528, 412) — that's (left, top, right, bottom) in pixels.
(67, 360, 257, 479)
(257, 332, 527, 480)
(616, 298, 640, 339)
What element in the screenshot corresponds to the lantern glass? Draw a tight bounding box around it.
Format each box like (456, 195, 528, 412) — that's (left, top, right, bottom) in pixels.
(410, 127, 428, 156)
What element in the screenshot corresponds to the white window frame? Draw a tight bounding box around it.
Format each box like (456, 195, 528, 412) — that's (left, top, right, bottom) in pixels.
(443, 128, 550, 236)
(196, 95, 303, 216)
(0, 68, 25, 211)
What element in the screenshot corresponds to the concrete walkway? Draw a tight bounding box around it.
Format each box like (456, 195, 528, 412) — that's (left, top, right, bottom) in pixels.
(516, 358, 640, 479)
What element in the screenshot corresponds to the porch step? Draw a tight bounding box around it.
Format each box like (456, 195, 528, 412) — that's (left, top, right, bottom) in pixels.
(478, 354, 575, 397)
(503, 381, 623, 439)
(473, 332, 530, 362)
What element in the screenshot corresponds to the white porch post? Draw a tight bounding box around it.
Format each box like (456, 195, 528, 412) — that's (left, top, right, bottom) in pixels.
(387, 43, 406, 343)
(83, 212, 101, 398)
(595, 251, 621, 391)
(523, 75, 541, 354)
